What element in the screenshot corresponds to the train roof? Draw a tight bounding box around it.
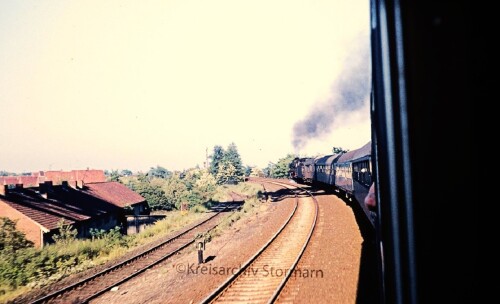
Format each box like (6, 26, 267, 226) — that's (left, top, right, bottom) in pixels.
(304, 158, 316, 165)
(315, 154, 342, 166)
(336, 141, 372, 163)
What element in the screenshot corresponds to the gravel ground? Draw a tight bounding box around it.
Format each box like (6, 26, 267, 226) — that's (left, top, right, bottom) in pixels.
(277, 190, 363, 303)
(91, 182, 296, 304)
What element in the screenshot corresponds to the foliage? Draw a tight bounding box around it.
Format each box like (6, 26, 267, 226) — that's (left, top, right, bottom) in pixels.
(124, 168, 217, 211)
(209, 143, 245, 185)
(209, 145, 225, 176)
(0, 171, 16, 176)
(223, 143, 244, 178)
(249, 167, 264, 177)
(332, 146, 349, 154)
(162, 173, 188, 209)
(215, 161, 239, 185)
(89, 228, 107, 240)
(266, 154, 296, 178)
(52, 219, 77, 245)
(194, 171, 217, 202)
(243, 165, 252, 177)
(127, 178, 173, 210)
(107, 170, 121, 182)
(147, 166, 171, 179)
(0, 218, 33, 254)
(121, 169, 133, 176)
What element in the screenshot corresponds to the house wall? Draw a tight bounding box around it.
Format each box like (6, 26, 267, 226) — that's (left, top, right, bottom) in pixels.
(78, 214, 122, 238)
(125, 215, 166, 235)
(132, 202, 150, 216)
(0, 200, 43, 248)
(43, 213, 121, 245)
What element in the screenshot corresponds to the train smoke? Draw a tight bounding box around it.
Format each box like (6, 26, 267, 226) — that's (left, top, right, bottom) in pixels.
(292, 35, 371, 150)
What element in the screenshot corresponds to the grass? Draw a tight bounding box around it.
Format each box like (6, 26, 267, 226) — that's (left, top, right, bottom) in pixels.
(206, 184, 264, 242)
(0, 182, 264, 303)
(212, 182, 264, 202)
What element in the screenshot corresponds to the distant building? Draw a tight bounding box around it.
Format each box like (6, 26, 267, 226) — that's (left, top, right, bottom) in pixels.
(0, 169, 151, 248)
(82, 181, 149, 216)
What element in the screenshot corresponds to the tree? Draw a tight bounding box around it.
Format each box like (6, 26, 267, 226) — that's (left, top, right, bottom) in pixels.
(249, 167, 264, 177)
(0, 217, 33, 253)
(162, 173, 189, 209)
(127, 177, 173, 210)
(215, 161, 240, 185)
(194, 171, 217, 202)
(52, 218, 78, 245)
(0, 171, 15, 176)
(147, 166, 171, 179)
(107, 170, 121, 182)
(267, 154, 296, 178)
(332, 146, 348, 154)
(121, 169, 133, 176)
(210, 145, 225, 176)
(244, 165, 253, 177)
(224, 143, 244, 178)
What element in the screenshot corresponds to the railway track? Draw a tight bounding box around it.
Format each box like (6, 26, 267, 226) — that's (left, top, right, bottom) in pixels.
(29, 203, 238, 304)
(201, 182, 318, 304)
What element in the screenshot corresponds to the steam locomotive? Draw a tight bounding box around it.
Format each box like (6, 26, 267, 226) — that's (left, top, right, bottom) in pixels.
(289, 141, 374, 225)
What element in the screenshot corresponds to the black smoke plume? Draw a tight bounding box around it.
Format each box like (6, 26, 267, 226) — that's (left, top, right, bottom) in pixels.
(292, 34, 371, 150)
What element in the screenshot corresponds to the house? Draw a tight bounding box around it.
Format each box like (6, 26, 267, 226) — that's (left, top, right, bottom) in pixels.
(0, 183, 122, 247)
(82, 182, 149, 216)
(0, 169, 152, 247)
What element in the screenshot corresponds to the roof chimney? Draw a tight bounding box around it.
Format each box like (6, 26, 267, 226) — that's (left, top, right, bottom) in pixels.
(39, 181, 52, 199)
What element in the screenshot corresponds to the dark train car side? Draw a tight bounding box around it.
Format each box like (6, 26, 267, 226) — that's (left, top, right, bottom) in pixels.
(334, 141, 373, 222)
(289, 141, 374, 225)
(289, 157, 316, 184)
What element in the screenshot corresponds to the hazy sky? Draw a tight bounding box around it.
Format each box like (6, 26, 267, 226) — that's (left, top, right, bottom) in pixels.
(0, 0, 371, 173)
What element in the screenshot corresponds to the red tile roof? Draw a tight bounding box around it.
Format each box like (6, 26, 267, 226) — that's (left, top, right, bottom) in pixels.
(0, 176, 46, 187)
(44, 170, 105, 185)
(83, 182, 145, 208)
(0, 176, 19, 185)
(0, 189, 89, 231)
(0, 185, 123, 231)
(0, 170, 105, 187)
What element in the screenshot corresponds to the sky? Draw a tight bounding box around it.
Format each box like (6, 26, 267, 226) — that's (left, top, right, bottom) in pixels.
(0, 0, 371, 173)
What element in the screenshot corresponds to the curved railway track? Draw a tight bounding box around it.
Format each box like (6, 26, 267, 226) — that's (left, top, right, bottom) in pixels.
(201, 182, 318, 304)
(29, 203, 238, 304)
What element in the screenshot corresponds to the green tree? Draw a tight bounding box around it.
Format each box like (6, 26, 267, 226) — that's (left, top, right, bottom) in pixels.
(127, 177, 173, 210)
(332, 146, 348, 154)
(224, 143, 244, 178)
(250, 167, 264, 177)
(210, 145, 225, 176)
(147, 166, 171, 179)
(216, 160, 242, 184)
(0, 217, 33, 254)
(267, 154, 296, 178)
(194, 170, 217, 202)
(52, 219, 78, 245)
(121, 169, 133, 176)
(243, 165, 252, 177)
(162, 173, 189, 209)
(0, 171, 15, 176)
(107, 169, 121, 182)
